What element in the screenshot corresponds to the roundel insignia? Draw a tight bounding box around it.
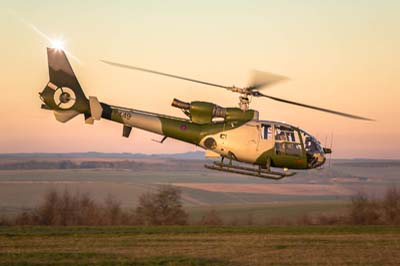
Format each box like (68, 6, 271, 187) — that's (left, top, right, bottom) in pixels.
(53, 87, 76, 109)
(180, 124, 187, 130)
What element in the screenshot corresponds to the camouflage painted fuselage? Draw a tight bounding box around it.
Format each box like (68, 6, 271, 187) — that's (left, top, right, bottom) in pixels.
(40, 48, 327, 171)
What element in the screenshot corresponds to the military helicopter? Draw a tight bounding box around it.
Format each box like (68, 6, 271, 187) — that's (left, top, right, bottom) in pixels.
(39, 48, 372, 179)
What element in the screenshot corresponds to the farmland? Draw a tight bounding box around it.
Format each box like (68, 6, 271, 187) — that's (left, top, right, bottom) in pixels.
(1, 153, 400, 223)
(1, 154, 400, 265)
(1, 226, 400, 266)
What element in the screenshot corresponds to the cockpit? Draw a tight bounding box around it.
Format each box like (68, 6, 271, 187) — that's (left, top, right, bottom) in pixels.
(260, 121, 327, 169)
(300, 130, 326, 168)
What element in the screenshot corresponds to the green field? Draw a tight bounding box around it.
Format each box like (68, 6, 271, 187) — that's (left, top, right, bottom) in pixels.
(1, 226, 400, 266)
(1, 157, 400, 265)
(187, 201, 349, 224)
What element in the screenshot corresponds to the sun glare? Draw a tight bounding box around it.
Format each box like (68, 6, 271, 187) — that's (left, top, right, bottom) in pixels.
(51, 39, 65, 51)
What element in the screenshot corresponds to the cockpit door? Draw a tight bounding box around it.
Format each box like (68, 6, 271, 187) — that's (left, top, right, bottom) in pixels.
(273, 125, 307, 169)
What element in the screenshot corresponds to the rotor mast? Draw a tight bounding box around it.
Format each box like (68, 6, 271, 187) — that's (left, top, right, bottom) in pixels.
(239, 94, 250, 111)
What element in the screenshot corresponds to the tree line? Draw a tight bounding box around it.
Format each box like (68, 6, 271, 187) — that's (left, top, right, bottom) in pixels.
(1, 186, 400, 226)
(0, 160, 203, 170)
(0, 160, 158, 170)
(1, 186, 188, 226)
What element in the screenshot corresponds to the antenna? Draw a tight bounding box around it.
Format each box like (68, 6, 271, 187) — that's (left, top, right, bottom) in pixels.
(329, 131, 334, 168)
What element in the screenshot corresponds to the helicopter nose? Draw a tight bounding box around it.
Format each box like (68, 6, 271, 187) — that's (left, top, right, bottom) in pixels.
(308, 152, 326, 168)
(317, 153, 326, 166)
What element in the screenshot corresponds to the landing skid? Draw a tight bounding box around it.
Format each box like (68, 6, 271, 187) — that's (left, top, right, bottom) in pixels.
(204, 161, 295, 180)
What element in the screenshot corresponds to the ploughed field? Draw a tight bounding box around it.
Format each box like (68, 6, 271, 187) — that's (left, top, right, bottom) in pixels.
(1, 156, 400, 213)
(1, 155, 400, 225)
(1, 226, 400, 266)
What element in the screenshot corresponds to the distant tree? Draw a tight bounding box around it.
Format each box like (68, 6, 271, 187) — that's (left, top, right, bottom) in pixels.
(296, 214, 314, 225)
(15, 189, 135, 226)
(135, 186, 188, 225)
(382, 186, 400, 225)
(200, 209, 223, 226)
(0, 215, 11, 226)
(59, 160, 76, 169)
(349, 192, 381, 225)
(245, 213, 254, 225)
(102, 194, 126, 225)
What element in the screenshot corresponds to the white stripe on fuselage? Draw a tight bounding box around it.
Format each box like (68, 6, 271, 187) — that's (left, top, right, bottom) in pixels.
(199, 121, 274, 164)
(119, 111, 163, 135)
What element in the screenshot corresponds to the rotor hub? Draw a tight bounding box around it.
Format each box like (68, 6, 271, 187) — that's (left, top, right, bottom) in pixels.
(60, 92, 71, 103)
(239, 94, 251, 111)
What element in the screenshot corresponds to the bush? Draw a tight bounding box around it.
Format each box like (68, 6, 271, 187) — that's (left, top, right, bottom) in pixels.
(200, 209, 223, 226)
(7, 186, 188, 226)
(349, 192, 381, 225)
(5, 185, 400, 227)
(344, 186, 400, 225)
(383, 186, 400, 225)
(0, 215, 11, 226)
(13, 189, 136, 226)
(135, 185, 188, 225)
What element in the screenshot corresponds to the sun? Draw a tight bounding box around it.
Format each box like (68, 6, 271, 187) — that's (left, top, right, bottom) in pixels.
(51, 39, 65, 51)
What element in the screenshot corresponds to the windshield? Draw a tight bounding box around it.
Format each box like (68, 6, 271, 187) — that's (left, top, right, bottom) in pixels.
(300, 130, 326, 168)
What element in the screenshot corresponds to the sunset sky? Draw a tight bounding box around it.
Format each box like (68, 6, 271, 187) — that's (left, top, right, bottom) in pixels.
(1, 1, 399, 158)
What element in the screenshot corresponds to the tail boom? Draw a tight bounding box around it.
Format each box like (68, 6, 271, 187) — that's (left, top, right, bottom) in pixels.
(39, 48, 212, 147)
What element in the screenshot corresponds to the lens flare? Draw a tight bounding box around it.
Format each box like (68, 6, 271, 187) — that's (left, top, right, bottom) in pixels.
(51, 39, 65, 51)
(7, 9, 82, 64)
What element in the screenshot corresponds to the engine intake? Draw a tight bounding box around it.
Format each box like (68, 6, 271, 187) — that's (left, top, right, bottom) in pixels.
(171, 98, 191, 110)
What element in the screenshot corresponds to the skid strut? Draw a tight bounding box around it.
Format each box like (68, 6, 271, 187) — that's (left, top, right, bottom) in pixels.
(204, 161, 295, 179)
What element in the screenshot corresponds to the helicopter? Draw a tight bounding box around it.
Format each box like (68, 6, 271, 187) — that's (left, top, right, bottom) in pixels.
(39, 48, 372, 179)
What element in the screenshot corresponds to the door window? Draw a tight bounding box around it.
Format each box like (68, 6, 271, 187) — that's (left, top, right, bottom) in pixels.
(275, 125, 302, 156)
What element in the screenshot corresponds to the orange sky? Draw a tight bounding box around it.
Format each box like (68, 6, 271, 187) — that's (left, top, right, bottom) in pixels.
(0, 1, 399, 158)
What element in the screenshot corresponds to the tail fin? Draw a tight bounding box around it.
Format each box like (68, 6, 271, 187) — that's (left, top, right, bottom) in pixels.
(39, 48, 102, 123)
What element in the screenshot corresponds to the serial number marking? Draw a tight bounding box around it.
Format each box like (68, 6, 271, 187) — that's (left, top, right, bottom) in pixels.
(118, 111, 132, 120)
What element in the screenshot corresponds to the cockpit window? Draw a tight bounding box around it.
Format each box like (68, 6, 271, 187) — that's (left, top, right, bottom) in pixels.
(300, 131, 324, 154)
(275, 125, 302, 156)
(300, 130, 326, 168)
(261, 124, 273, 139)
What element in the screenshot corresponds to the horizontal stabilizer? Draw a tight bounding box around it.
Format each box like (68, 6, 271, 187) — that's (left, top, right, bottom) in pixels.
(89, 96, 103, 120)
(84, 113, 94, 124)
(54, 110, 80, 123)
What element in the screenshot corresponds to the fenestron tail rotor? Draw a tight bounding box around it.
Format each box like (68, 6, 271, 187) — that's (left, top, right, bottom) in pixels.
(101, 60, 373, 121)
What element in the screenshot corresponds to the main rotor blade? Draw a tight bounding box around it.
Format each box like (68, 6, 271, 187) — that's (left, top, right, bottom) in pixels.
(248, 70, 289, 91)
(256, 92, 374, 121)
(101, 60, 231, 90)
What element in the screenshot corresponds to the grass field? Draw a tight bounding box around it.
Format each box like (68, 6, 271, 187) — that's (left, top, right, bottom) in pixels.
(1, 157, 400, 265)
(187, 201, 349, 224)
(1, 226, 400, 266)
